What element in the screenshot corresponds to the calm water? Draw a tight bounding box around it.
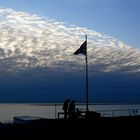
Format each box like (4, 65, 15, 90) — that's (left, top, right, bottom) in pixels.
(0, 103, 140, 122)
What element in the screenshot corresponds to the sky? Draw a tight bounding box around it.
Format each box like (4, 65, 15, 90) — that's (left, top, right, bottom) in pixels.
(0, 0, 140, 49)
(0, 0, 140, 103)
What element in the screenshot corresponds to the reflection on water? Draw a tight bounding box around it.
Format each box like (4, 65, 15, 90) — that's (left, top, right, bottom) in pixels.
(0, 104, 57, 123)
(0, 103, 140, 122)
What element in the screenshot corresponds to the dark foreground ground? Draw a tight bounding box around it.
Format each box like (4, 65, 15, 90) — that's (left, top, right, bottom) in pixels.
(0, 115, 140, 139)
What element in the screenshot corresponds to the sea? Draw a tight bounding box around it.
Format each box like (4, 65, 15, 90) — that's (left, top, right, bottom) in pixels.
(0, 103, 140, 123)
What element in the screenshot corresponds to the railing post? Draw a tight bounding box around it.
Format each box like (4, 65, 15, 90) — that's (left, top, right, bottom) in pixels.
(112, 111, 115, 117)
(129, 109, 131, 116)
(55, 104, 57, 119)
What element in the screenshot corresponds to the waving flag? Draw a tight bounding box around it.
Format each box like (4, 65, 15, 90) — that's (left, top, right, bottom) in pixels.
(74, 41, 87, 55)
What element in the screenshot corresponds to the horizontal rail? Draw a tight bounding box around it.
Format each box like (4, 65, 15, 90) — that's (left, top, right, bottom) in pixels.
(96, 109, 140, 117)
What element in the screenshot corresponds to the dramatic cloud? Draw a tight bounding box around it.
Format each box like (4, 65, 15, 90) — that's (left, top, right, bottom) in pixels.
(0, 7, 140, 103)
(0, 7, 140, 75)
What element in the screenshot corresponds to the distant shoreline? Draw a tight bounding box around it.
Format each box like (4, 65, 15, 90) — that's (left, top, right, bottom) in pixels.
(0, 102, 140, 105)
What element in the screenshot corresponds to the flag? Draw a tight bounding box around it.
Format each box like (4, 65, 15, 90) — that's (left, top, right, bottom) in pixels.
(74, 41, 87, 55)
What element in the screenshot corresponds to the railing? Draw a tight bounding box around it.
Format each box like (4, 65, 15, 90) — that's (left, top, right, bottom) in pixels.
(53, 103, 140, 119)
(96, 109, 140, 117)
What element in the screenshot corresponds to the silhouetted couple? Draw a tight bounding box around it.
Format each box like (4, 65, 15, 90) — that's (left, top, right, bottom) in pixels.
(63, 99, 75, 119)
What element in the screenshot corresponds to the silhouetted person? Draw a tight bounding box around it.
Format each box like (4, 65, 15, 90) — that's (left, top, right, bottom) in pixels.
(68, 100, 75, 119)
(63, 99, 70, 119)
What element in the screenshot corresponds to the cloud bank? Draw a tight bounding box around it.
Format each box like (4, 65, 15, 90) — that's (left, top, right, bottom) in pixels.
(0, 8, 140, 103)
(0, 7, 140, 75)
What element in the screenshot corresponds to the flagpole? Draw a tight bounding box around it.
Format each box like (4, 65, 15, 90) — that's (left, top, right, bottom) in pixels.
(85, 35, 89, 113)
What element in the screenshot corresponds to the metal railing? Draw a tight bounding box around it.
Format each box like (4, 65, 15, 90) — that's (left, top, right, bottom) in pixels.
(53, 104, 140, 119)
(96, 109, 140, 117)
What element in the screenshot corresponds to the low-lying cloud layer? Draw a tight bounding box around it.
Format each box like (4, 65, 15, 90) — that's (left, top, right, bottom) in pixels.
(0, 7, 140, 75)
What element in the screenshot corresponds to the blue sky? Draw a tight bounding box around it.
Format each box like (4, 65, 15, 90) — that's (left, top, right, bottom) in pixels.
(0, 0, 140, 103)
(0, 0, 140, 48)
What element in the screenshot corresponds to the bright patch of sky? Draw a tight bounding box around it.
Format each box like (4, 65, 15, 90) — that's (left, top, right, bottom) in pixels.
(0, 7, 140, 74)
(0, 0, 140, 48)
